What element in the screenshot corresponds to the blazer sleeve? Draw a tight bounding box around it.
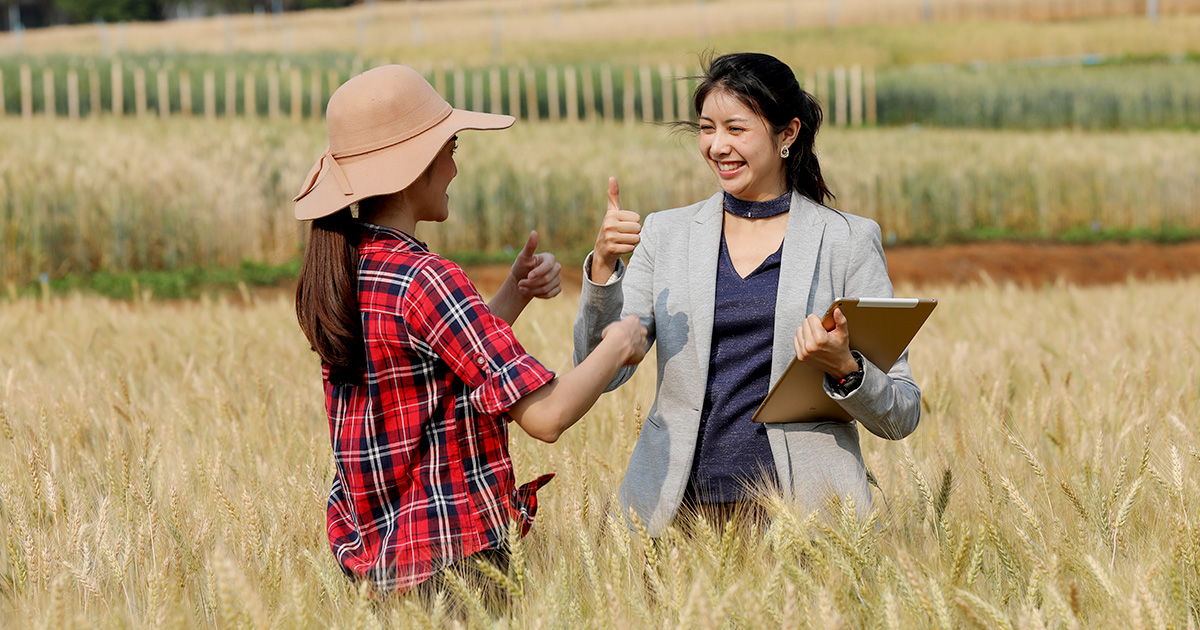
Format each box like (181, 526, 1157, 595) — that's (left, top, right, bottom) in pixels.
(824, 219, 922, 440)
(573, 212, 658, 392)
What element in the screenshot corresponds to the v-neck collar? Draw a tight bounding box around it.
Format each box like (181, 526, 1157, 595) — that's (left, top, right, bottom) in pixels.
(720, 232, 784, 281)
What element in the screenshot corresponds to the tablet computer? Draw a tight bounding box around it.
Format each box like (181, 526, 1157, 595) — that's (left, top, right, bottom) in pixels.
(751, 297, 937, 423)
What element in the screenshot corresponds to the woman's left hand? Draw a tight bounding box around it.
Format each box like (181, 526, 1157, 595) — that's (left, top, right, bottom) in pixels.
(794, 307, 859, 379)
(511, 230, 563, 299)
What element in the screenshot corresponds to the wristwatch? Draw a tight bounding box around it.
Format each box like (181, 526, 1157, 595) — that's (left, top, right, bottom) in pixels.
(826, 351, 865, 396)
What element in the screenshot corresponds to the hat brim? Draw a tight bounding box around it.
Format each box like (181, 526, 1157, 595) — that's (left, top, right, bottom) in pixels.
(294, 109, 515, 221)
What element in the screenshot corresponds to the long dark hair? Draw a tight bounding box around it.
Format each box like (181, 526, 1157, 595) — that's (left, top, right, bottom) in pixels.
(295, 207, 365, 384)
(684, 52, 834, 206)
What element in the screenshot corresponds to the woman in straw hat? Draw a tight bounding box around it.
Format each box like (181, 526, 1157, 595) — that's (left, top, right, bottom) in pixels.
(293, 65, 648, 593)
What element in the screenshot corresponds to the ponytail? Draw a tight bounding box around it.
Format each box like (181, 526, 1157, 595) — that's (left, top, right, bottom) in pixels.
(295, 208, 365, 384)
(787, 89, 833, 206)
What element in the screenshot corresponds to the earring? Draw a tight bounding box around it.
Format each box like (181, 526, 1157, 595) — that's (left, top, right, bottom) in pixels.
(780, 145, 790, 159)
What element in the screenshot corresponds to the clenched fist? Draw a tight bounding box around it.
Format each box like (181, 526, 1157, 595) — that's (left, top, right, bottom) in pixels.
(601, 315, 649, 366)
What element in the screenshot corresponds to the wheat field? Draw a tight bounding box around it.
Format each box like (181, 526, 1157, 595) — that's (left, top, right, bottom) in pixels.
(1, 275, 1198, 628)
(4, 118, 1199, 284)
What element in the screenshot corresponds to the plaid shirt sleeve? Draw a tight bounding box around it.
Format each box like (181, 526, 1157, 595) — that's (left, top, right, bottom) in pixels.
(401, 259, 554, 416)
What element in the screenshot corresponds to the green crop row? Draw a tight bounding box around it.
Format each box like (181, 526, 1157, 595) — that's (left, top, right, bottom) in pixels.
(877, 59, 1200, 129)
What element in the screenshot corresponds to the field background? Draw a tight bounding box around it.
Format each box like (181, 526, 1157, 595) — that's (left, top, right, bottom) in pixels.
(1, 0, 1199, 627)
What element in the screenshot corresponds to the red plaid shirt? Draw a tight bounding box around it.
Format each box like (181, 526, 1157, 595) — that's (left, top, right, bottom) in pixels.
(323, 223, 555, 592)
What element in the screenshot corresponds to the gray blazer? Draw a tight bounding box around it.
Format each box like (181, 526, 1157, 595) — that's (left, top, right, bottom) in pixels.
(573, 191, 921, 535)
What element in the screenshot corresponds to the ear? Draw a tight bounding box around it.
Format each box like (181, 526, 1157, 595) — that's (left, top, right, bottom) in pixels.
(781, 117, 802, 148)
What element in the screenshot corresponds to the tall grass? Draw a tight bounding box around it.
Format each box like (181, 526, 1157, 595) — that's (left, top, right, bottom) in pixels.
(0, 277, 1197, 627)
(3, 118, 1199, 284)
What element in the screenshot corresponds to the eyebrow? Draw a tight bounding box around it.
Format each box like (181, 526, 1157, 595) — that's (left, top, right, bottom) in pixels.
(698, 115, 751, 124)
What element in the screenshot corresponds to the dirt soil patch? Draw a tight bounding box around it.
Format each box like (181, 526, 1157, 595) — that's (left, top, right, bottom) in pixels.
(464, 241, 1200, 294)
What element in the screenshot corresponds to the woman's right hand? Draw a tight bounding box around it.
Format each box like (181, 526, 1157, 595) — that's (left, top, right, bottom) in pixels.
(591, 176, 642, 284)
(601, 315, 648, 366)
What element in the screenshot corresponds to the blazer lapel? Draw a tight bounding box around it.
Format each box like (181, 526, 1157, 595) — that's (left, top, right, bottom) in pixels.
(771, 194, 825, 387)
(688, 192, 724, 380)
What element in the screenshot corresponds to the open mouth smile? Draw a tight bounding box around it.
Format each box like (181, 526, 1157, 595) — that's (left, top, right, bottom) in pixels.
(716, 161, 745, 177)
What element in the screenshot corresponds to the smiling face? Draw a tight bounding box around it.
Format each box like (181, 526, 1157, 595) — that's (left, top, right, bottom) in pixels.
(698, 89, 794, 202)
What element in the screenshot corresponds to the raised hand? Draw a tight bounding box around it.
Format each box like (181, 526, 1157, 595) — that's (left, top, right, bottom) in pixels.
(794, 307, 858, 379)
(591, 176, 642, 284)
(601, 315, 649, 366)
(510, 230, 563, 300)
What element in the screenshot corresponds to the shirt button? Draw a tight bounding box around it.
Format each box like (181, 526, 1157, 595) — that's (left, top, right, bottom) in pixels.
(476, 356, 487, 366)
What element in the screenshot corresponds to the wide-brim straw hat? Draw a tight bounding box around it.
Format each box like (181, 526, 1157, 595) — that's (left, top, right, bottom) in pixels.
(293, 65, 514, 220)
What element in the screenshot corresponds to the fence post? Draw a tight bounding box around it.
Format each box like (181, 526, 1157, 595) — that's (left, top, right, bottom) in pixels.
(471, 70, 483, 113)
(489, 67, 502, 114)
(20, 65, 32, 119)
(659, 64, 674, 122)
(290, 67, 301, 121)
(524, 67, 540, 121)
(134, 67, 147, 118)
(180, 70, 193, 116)
(813, 68, 826, 108)
(157, 69, 170, 118)
(112, 60, 124, 116)
(226, 70, 237, 117)
(89, 67, 100, 116)
(601, 64, 614, 123)
(833, 66, 847, 127)
(268, 70, 280, 118)
(564, 65, 578, 122)
(639, 66, 653, 122)
(675, 65, 690, 121)
(67, 69, 79, 119)
(245, 73, 257, 117)
(865, 67, 877, 126)
(310, 70, 321, 119)
(204, 70, 216, 120)
(432, 65, 446, 97)
(546, 65, 560, 122)
(622, 66, 635, 125)
(507, 67, 520, 118)
(327, 69, 340, 102)
(849, 64, 862, 126)
(453, 68, 466, 109)
(41, 67, 55, 118)
(582, 65, 596, 122)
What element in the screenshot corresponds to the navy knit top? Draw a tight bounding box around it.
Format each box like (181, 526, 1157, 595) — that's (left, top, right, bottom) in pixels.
(685, 226, 784, 504)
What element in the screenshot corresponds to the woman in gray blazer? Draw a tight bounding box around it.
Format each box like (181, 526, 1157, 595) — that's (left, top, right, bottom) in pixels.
(573, 53, 921, 536)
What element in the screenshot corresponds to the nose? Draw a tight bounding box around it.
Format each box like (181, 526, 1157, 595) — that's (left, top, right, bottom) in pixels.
(707, 130, 731, 159)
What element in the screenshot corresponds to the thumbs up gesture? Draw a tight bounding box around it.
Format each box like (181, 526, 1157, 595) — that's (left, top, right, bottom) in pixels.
(591, 176, 642, 284)
(510, 230, 563, 300)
